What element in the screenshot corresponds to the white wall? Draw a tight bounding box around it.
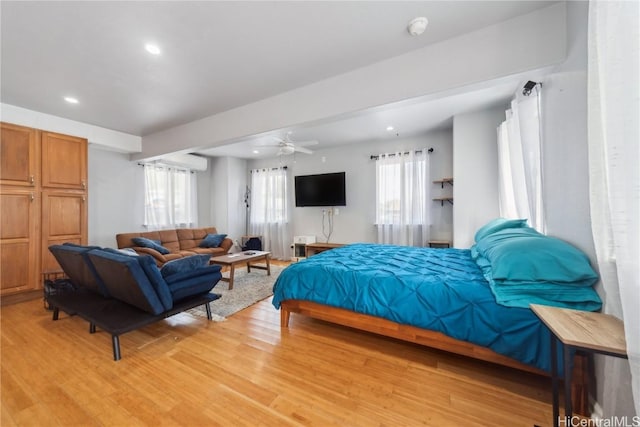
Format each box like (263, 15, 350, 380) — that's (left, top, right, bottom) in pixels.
(88, 145, 144, 247)
(208, 157, 229, 233)
(542, 1, 595, 261)
(200, 156, 247, 246)
(246, 130, 452, 245)
(226, 156, 248, 244)
(452, 107, 505, 248)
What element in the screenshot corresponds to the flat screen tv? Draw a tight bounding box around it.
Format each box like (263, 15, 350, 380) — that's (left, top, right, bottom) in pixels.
(295, 172, 346, 207)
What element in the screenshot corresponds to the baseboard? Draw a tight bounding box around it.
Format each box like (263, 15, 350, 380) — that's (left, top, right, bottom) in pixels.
(590, 397, 604, 421)
(1, 290, 42, 306)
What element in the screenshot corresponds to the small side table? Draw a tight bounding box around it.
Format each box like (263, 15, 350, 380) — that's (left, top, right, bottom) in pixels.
(304, 242, 344, 257)
(530, 304, 627, 427)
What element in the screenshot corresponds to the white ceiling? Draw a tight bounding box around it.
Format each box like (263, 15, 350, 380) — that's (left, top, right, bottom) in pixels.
(1, 1, 557, 157)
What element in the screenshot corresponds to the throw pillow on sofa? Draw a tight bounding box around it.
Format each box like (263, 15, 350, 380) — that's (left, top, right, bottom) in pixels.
(132, 237, 170, 255)
(199, 233, 227, 248)
(160, 254, 211, 278)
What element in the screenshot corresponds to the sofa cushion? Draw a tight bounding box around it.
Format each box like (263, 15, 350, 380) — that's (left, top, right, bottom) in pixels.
(88, 250, 167, 315)
(132, 237, 170, 255)
(118, 248, 139, 256)
(177, 227, 217, 250)
(137, 255, 173, 310)
(161, 254, 211, 278)
(183, 247, 227, 256)
(165, 265, 222, 302)
(199, 233, 227, 248)
(49, 244, 110, 297)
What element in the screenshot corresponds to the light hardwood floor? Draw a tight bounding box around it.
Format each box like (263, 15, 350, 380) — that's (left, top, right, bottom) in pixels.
(1, 276, 557, 426)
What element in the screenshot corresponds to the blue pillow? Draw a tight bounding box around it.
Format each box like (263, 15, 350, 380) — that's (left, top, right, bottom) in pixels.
(131, 237, 170, 255)
(475, 228, 599, 285)
(474, 218, 529, 243)
(160, 254, 211, 278)
(199, 233, 227, 248)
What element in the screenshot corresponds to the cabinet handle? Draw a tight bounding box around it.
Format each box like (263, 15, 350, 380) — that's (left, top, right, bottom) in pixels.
(82, 196, 86, 202)
(82, 180, 86, 189)
(30, 175, 35, 185)
(30, 193, 35, 202)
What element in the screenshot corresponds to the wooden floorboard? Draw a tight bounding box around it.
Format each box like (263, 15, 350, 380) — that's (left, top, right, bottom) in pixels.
(1, 281, 558, 426)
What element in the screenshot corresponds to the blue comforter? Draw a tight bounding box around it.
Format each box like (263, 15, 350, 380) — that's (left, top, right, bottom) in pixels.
(272, 243, 558, 373)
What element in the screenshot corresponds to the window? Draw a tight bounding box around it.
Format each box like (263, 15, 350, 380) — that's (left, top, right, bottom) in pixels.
(497, 88, 544, 232)
(143, 163, 197, 229)
(248, 167, 291, 259)
(375, 150, 430, 246)
(249, 168, 288, 224)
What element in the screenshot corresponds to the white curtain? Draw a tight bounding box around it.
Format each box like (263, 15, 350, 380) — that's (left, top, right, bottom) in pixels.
(144, 163, 198, 230)
(248, 167, 291, 259)
(588, 0, 639, 415)
(375, 150, 430, 246)
(497, 91, 545, 232)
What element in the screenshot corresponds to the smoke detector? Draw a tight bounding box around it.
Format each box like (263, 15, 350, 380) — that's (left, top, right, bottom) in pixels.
(407, 17, 428, 36)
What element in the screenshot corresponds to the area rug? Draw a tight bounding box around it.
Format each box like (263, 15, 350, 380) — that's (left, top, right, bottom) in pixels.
(188, 264, 284, 321)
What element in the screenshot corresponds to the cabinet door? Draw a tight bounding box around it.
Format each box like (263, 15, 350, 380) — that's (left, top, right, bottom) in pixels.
(0, 122, 38, 187)
(41, 132, 87, 190)
(41, 191, 87, 272)
(1, 189, 40, 295)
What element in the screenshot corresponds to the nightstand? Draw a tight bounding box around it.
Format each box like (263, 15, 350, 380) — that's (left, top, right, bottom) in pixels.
(530, 304, 627, 427)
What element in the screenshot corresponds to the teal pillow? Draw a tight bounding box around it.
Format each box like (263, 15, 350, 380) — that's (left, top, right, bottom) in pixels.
(160, 254, 211, 278)
(199, 233, 227, 248)
(131, 237, 170, 255)
(476, 228, 598, 285)
(474, 218, 529, 243)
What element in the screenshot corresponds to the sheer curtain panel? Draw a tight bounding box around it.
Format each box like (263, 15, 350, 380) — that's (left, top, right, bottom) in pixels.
(143, 163, 198, 230)
(248, 167, 291, 260)
(375, 150, 430, 246)
(497, 91, 545, 232)
(588, 0, 639, 415)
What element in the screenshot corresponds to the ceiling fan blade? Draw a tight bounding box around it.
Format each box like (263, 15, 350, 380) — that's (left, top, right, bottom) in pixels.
(294, 146, 314, 154)
(255, 139, 282, 147)
(295, 140, 319, 147)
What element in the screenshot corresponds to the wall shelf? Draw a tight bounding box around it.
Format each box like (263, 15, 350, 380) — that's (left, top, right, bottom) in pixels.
(433, 177, 453, 188)
(433, 197, 453, 206)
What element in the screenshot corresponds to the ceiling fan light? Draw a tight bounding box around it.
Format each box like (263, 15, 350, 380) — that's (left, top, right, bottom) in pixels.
(279, 145, 295, 155)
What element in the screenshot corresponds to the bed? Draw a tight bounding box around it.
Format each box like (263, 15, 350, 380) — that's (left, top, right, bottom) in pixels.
(272, 220, 602, 415)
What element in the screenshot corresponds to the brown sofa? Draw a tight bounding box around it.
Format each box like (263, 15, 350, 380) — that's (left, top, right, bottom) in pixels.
(116, 227, 233, 266)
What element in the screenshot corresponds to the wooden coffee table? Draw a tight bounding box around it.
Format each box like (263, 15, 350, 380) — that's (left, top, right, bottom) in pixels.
(209, 251, 271, 290)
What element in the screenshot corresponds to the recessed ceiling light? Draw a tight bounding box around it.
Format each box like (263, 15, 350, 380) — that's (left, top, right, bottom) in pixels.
(253, 150, 260, 154)
(145, 43, 161, 55)
(386, 126, 394, 131)
(64, 96, 79, 104)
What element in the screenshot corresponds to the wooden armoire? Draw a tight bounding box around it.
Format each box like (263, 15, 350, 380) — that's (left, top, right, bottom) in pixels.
(1, 122, 88, 304)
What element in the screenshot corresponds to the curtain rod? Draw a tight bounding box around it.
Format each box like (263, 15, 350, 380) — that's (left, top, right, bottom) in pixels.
(370, 147, 433, 160)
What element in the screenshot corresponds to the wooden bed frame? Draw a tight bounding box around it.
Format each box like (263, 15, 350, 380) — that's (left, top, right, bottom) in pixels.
(280, 299, 590, 416)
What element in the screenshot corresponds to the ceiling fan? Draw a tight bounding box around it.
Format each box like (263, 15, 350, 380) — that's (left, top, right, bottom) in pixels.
(261, 134, 318, 156)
